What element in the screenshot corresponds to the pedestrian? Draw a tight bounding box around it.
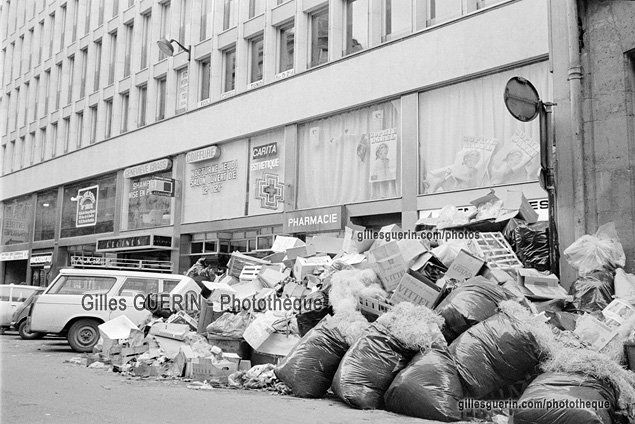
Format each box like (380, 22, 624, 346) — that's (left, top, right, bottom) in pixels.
(186, 258, 207, 278)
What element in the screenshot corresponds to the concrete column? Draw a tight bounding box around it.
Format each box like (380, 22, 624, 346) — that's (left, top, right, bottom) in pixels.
(400, 93, 419, 231)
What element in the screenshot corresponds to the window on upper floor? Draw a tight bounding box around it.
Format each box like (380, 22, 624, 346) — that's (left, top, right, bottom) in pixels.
(345, 0, 369, 56)
(249, 0, 265, 19)
(104, 99, 113, 139)
(249, 36, 264, 84)
(156, 78, 167, 121)
(176, 68, 189, 114)
(199, 58, 211, 101)
(121, 92, 130, 133)
(308, 8, 329, 68)
(382, 0, 411, 42)
(159, 2, 171, 61)
(108, 32, 117, 84)
(94, 41, 103, 92)
(124, 23, 134, 77)
(277, 22, 294, 73)
(141, 13, 152, 69)
(89, 106, 98, 144)
(223, 48, 236, 92)
(138, 85, 148, 127)
(223, 0, 237, 31)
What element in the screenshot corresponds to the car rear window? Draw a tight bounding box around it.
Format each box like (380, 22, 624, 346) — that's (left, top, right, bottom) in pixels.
(47, 276, 117, 295)
(118, 278, 160, 296)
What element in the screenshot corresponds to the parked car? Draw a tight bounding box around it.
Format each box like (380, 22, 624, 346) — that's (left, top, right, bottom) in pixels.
(28, 268, 201, 352)
(11, 287, 46, 339)
(0, 284, 42, 334)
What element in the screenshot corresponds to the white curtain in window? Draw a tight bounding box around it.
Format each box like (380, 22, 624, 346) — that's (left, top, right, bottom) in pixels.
(297, 100, 401, 209)
(419, 61, 551, 194)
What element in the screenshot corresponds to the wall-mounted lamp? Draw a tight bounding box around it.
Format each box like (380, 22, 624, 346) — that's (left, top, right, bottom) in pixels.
(157, 38, 191, 61)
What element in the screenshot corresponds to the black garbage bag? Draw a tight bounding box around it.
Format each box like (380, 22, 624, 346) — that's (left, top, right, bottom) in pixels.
(450, 312, 541, 399)
(512, 372, 618, 424)
(564, 269, 614, 313)
(435, 277, 517, 343)
(331, 324, 415, 410)
(543, 311, 580, 331)
(274, 317, 349, 398)
(504, 219, 551, 272)
(384, 346, 464, 422)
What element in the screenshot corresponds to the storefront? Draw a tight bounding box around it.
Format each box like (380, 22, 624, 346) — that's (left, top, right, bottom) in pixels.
(181, 130, 287, 272)
(0, 250, 29, 284)
(29, 252, 54, 287)
(416, 61, 550, 217)
(1, 195, 34, 283)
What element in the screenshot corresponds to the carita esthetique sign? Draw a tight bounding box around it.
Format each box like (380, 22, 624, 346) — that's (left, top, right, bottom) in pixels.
(284, 206, 344, 233)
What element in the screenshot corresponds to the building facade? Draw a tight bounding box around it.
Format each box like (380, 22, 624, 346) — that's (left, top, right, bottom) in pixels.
(0, 0, 551, 285)
(550, 0, 635, 285)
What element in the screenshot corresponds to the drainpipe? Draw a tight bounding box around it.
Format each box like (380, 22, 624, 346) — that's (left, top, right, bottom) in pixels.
(565, 0, 586, 237)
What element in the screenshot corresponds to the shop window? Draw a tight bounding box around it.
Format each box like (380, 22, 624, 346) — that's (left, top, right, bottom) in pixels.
(308, 8, 329, 68)
(123, 170, 173, 231)
(34, 190, 57, 242)
(277, 23, 294, 73)
(2, 195, 34, 245)
(383, 0, 411, 41)
(60, 174, 116, 238)
(345, 0, 369, 56)
(419, 61, 549, 195)
(249, 36, 264, 84)
(297, 100, 401, 209)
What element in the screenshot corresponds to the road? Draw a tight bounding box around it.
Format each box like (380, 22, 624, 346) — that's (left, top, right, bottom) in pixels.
(0, 331, 481, 424)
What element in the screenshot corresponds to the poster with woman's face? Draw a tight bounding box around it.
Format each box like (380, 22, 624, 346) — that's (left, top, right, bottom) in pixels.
(369, 128, 397, 183)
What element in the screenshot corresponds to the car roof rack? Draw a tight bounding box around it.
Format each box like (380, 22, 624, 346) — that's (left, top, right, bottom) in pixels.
(69, 255, 174, 273)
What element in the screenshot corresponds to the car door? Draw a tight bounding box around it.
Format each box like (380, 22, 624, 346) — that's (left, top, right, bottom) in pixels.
(108, 277, 159, 326)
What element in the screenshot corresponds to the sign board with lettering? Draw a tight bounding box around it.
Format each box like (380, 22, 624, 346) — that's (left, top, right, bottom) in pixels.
(96, 235, 173, 252)
(183, 139, 248, 223)
(124, 159, 172, 179)
(283, 206, 344, 234)
(2, 198, 33, 245)
(0, 250, 30, 261)
(76, 185, 99, 227)
(30, 253, 53, 265)
(249, 133, 285, 216)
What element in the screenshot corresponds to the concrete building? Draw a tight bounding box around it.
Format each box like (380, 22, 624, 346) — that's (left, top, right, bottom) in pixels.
(0, 0, 551, 285)
(550, 0, 635, 284)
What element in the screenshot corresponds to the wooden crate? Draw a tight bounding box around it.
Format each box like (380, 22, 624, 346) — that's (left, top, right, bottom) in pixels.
(469, 232, 523, 270)
(239, 265, 262, 283)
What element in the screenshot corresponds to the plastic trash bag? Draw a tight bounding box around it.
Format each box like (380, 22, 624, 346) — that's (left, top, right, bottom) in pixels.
(512, 372, 617, 424)
(450, 312, 541, 399)
(206, 311, 254, 338)
(615, 269, 635, 304)
(564, 269, 614, 314)
(504, 220, 551, 272)
(564, 222, 626, 276)
(274, 317, 349, 398)
(331, 324, 414, 410)
(296, 305, 333, 338)
(384, 346, 464, 422)
(435, 277, 518, 343)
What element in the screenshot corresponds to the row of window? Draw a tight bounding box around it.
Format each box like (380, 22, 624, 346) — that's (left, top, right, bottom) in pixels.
(1, 0, 509, 175)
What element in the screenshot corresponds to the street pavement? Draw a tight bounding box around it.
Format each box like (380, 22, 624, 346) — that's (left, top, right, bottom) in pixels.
(0, 331, 467, 424)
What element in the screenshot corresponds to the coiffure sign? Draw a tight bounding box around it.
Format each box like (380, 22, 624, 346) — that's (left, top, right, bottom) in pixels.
(186, 146, 221, 164)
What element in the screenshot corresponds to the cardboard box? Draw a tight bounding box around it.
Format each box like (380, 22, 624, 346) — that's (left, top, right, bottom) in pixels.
(206, 335, 252, 359)
(190, 358, 238, 383)
(243, 313, 278, 350)
(282, 281, 310, 299)
(369, 224, 404, 250)
(231, 279, 264, 300)
(396, 239, 428, 266)
(369, 241, 408, 292)
(342, 225, 374, 254)
(443, 249, 489, 281)
(390, 270, 444, 308)
(271, 236, 305, 253)
(262, 251, 286, 263)
(497, 190, 538, 224)
(133, 363, 169, 377)
(256, 333, 301, 357)
(293, 256, 332, 280)
(411, 251, 448, 281)
(149, 323, 190, 341)
(168, 345, 196, 377)
(98, 316, 139, 356)
(197, 300, 224, 333)
(285, 244, 317, 261)
(309, 235, 344, 255)
(516, 268, 567, 299)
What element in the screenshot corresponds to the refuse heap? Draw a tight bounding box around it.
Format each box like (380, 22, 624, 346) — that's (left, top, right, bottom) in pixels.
(80, 189, 635, 423)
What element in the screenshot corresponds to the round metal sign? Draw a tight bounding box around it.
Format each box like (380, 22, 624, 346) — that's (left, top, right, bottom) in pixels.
(504, 77, 541, 122)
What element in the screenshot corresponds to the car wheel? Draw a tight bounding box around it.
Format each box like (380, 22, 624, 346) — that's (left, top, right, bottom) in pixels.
(67, 319, 100, 353)
(18, 320, 46, 340)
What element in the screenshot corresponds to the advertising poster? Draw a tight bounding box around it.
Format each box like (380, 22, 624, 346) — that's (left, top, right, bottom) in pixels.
(369, 127, 398, 183)
(2, 197, 33, 245)
(183, 140, 248, 223)
(248, 133, 285, 216)
(126, 174, 172, 229)
(427, 136, 498, 192)
(75, 185, 99, 227)
(490, 129, 540, 185)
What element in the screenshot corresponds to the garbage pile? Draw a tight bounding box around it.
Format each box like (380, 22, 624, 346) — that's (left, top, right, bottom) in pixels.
(68, 189, 635, 423)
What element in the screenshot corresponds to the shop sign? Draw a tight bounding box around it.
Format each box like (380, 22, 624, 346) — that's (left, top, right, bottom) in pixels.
(190, 160, 238, 195)
(70, 255, 108, 267)
(284, 206, 344, 234)
(76, 185, 99, 228)
(0, 250, 29, 261)
(96, 235, 172, 252)
(124, 159, 173, 179)
(30, 254, 53, 265)
(148, 177, 175, 197)
(186, 146, 221, 164)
